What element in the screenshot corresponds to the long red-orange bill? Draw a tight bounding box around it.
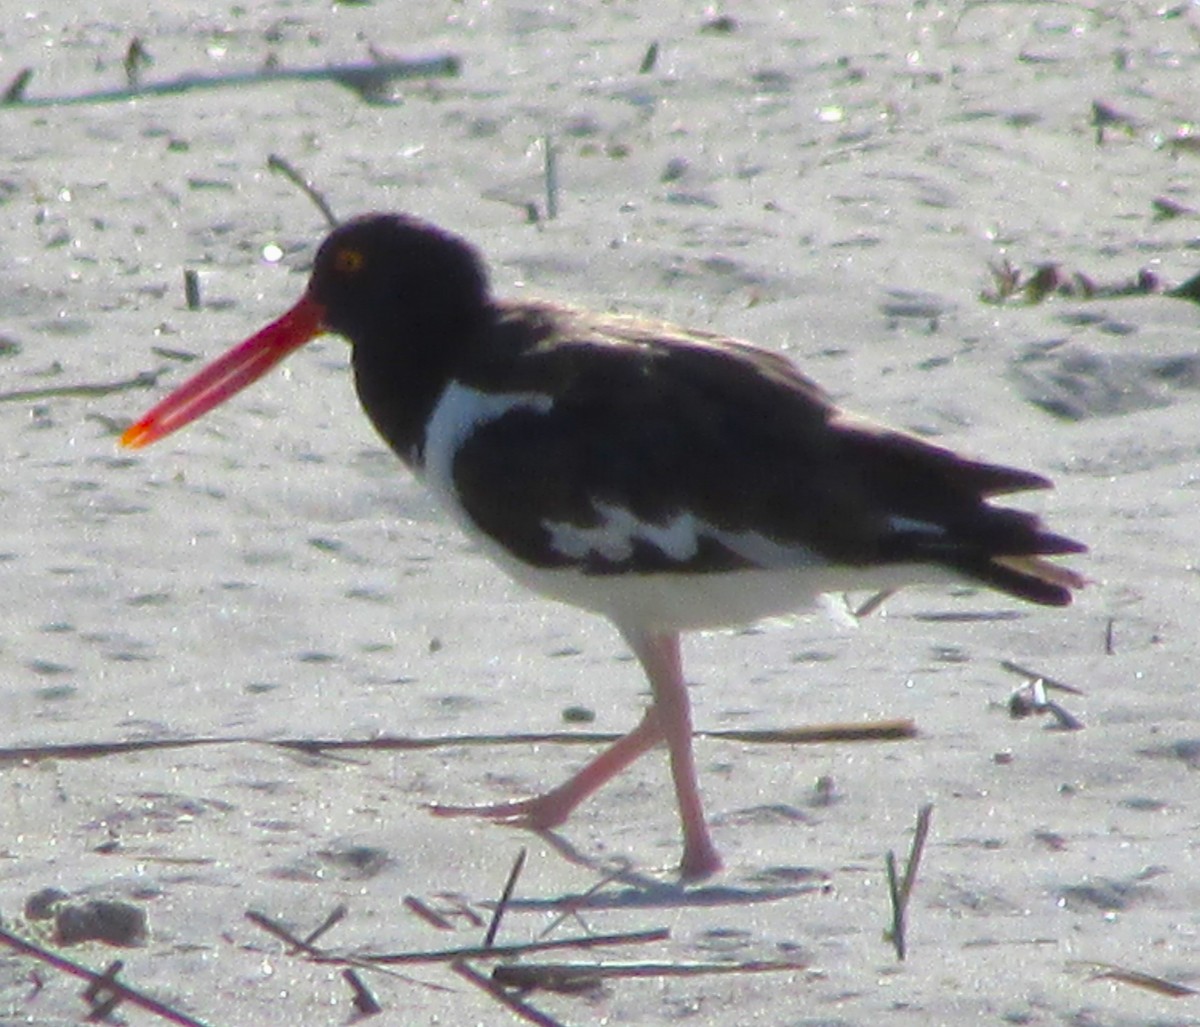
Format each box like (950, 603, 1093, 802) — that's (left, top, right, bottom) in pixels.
(121, 295, 328, 449)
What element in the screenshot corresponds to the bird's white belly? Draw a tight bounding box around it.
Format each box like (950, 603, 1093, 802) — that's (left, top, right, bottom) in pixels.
(477, 541, 960, 631)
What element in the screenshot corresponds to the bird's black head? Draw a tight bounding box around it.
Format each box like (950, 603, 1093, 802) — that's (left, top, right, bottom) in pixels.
(307, 213, 492, 350)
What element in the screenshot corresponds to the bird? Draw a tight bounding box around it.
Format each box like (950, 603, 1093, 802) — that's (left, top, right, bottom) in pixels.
(121, 212, 1085, 880)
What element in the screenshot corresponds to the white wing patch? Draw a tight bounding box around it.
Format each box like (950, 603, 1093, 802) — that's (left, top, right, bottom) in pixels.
(544, 500, 819, 571)
(545, 503, 697, 563)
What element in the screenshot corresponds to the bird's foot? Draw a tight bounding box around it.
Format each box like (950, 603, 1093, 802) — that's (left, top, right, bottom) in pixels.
(426, 793, 571, 831)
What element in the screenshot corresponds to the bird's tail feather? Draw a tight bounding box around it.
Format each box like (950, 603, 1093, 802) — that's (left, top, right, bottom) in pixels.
(986, 553, 1087, 606)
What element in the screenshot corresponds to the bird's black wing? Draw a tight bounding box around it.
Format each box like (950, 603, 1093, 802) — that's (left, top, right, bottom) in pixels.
(449, 304, 1084, 603)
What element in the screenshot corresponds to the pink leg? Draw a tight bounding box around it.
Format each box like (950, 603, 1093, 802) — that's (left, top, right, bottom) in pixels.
(622, 629, 722, 880)
(429, 706, 664, 827)
(429, 629, 722, 880)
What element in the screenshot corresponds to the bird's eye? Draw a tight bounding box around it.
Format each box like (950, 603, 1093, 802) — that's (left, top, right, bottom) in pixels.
(334, 247, 366, 275)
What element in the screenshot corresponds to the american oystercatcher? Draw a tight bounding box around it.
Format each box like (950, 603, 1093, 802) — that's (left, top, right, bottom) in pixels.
(122, 213, 1085, 879)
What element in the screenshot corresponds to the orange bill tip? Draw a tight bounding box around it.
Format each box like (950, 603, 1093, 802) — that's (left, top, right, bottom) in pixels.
(120, 420, 155, 449)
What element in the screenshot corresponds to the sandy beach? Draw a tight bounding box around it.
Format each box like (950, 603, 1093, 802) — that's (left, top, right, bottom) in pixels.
(2, 3, 1199, 1024)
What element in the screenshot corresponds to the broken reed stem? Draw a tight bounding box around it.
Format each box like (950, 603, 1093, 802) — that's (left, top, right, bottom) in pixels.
(267, 153, 339, 228)
(452, 959, 567, 1027)
(885, 802, 933, 961)
(0, 717, 916, 766)
(342, 968, 383, 1015)
(403, 896, 455, 931)
(2, 67, 32, 102)
(483, 848, 527, 949)
(2, 54, 461, 108)
(492, 957, 811, 991)
(244, 909, 451, 994)
(83, 960, 125, 1020)
(853, 588, 896, 619)
(303, 903, 348, 948)
(245, 904, 349, 956)
(1068, 960, 1198, 998)
(0, 369, 165, 405)
(328, 927, 670, 966)
(884, 850, 904, 959)
(123, 38, 150, 89)
(182, 268, 201, 310)
(999, 659, 1084, 696)
(245, 909, 324, 956)
(543, 135, 558, 220)
(704, 720, 914, 744)
(900, 803, 933, 903)
(0, 924, 212, 1027)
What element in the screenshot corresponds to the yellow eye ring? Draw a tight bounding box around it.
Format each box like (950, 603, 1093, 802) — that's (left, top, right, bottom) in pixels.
(334, 247, 366, 275)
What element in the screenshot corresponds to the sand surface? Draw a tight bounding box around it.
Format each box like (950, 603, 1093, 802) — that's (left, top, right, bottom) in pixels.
(2, 3, 1199, 1024)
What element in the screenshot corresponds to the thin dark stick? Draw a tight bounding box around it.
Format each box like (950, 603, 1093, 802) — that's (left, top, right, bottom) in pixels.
(900, 803, 933, 904)
(267, 154, 339, 228)
(0, 925, 213, 1027)
(82, 959, 125, 1019)
(243, 910, 452, 993)
(884, 850, 905, 960)
(278, 719, 917, 751)
(885, 803, 933, 961)
(2, 55, 460, 108)
(483, 848, 527, 949)
(543, 136, 558, 220)
(853, 588, 896, 619)
(2, 67, 32, 102)
(0, 369, 165, 405)
(124, 38, 151, 89)
(999, 660, 1085, 696)
(1104, 617, 1115, 656)
(327, 927, 669, 966)
(0, 717, 917, 766)
(303, 904, 348, 949)
(1069, 960, 1198, 998)
(183, 269, 201, 310)
(493, 957, 810, 991)
(451, 959, 566, 1027)
(403, 896, 455, 931)
(703, 720, 915, 744)
(81, 958, 123, 1002)
(342, 968, 383, 1015)
(244, 910, 320, 956)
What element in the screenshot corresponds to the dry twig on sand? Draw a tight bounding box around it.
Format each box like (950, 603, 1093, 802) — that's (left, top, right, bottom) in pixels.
(492, 957, 812, 994)
(267, 154, 339, 229)
(1, 53, 459, 108)
(0, 369, 166, 405)
(884, 803, 934, 961)
(0, 717, 917, 766)
(483, 849, 528, 949)
(1069, 960, 1198, 998)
